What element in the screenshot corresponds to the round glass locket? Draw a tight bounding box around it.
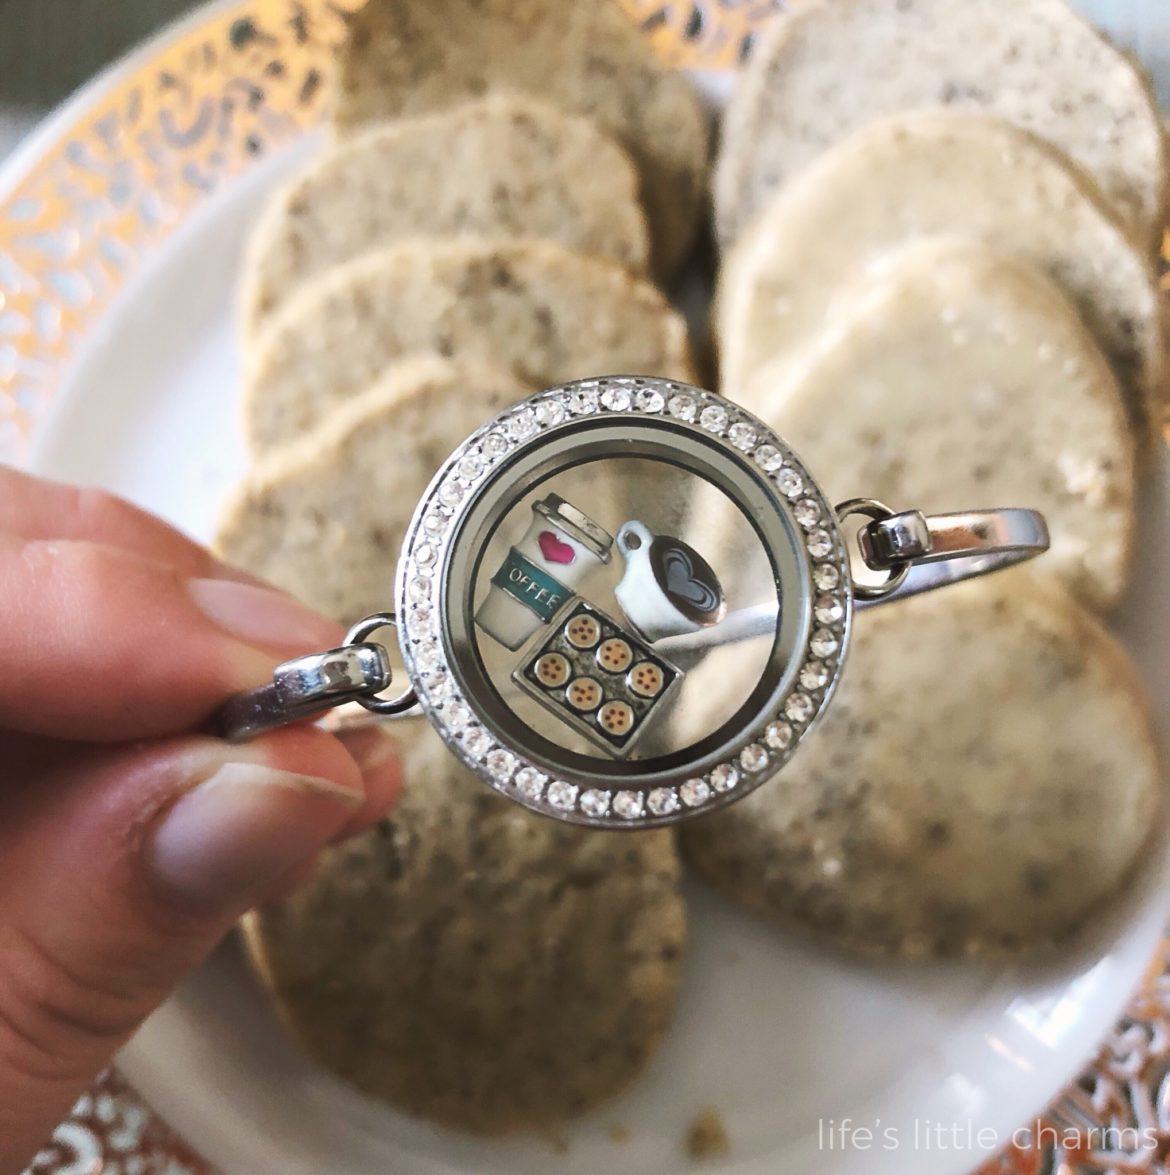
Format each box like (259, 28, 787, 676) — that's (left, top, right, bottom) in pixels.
(394, 375, 853, 829)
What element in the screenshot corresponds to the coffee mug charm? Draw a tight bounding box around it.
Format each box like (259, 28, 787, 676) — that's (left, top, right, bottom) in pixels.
(215, 376, 1049, 830)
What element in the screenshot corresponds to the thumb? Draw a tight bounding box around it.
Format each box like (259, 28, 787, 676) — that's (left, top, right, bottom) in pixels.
(0, 725, 381, 1171)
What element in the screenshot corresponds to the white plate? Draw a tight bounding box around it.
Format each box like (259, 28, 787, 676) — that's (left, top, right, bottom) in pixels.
(5, 2, 1170, 1172)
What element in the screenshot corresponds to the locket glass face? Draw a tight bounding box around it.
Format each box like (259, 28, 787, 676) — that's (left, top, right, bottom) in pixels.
(396, 377, 853, 828)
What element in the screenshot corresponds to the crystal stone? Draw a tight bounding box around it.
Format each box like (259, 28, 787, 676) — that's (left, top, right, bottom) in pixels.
(438, 480, 464, 508)
(482, 431, 509, 458)
(647, 788, 680, 816)
(775, 468, 804, 498)
(514, 768, 546, 800)
(814, 563, 840, 591)
(794, 499, 821, 529)
(486, 749, 516, 782)
(680, 779, 711, 807)
(786, 693, 815, 723)
(754, 444, 784, 472)
(569, 388, 599, 415)
(636, 387, 665, 412)
(463, 726, 492, 759)
(700, 405, 728, 434)
(710, 764, 739, 793)
(534, 399, 566, 427)
(668, 394, 697, 421)
(765, 721, 794, 751)
(506, 410, 537, 440)
(810, 628, 840, 659)
(414, 643, 441, 673)
(815, 594, 845, 625)
(612, 790, 645, 819)
(444, 701, 470, 730)
(547, 781, 578, 810)
(457, 452, 484, 481)
(600, 386, 632, 412)
(806, 529, 834, 558)
(580, 789, 611, 817)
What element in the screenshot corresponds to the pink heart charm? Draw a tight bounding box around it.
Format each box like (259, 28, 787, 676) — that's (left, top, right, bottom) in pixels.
(538, 530, 576, 565)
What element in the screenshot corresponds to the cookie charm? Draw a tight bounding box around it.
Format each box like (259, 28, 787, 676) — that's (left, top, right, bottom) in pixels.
(215, 376, 1049, 830)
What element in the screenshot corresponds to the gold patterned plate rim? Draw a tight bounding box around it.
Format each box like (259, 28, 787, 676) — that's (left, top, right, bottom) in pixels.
(5, 3, 1170, 1174)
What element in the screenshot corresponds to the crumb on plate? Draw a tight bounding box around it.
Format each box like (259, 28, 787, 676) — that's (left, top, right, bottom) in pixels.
(685, 1107, 730, 1160)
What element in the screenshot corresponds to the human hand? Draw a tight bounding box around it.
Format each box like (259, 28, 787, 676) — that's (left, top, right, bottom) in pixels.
(0, 467, 402, 1173)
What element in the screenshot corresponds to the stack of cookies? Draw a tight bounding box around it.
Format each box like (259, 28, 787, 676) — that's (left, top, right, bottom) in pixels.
(217, 0, 1167, 1142)
(691, 0, 1164, 959)
(219, 0, 712, 1138)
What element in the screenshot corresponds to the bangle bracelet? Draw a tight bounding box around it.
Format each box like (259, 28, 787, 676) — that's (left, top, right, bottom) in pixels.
(213, 376, 1048, 829)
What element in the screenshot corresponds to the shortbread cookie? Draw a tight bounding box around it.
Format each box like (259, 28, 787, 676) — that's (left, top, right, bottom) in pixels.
(218, 356, 530, 625)
(718, 112, 1166, 437)
(334, 0, 710, 277)
(739, 239, 1136, 612)
(244, 239, 696, 454)
(242, 721, 686, 1134)
(715, 0, 1167, 253)
(681, 573, 1161, 959)
(242, 96, 651, 333)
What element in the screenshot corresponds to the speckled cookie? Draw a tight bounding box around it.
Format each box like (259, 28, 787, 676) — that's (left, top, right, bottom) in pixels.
(718, 111, 1167, 439)
(715, 0, 1167, 254)
(241, 95, 651, 334)
(241, 721, 686, 1134)
(243, 239, 696, 454)
(681, 573, 1161, 959)
(738, 239, 1136, 613)
(334, 0, 710, 278)
(218, 356, 530, 625)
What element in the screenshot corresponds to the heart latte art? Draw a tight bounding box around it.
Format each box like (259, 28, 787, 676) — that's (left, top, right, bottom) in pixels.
(649, 537, 725, 623)
(661, 547, 721, 615)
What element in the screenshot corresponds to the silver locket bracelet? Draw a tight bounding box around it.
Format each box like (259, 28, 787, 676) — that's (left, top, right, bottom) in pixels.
(215, 376, 1048, 830)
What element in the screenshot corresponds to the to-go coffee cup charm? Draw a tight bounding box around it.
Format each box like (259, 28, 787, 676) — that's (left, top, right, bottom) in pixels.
(476, 493, 614, 650)
(613, 520, 726, 643)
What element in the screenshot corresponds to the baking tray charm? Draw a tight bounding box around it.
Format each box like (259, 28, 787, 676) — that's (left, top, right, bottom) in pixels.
(513, 598, 683, 758)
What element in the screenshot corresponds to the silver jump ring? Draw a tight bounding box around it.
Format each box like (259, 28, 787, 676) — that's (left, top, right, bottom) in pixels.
(836, 498, 911, 601)
(343, 613, 418, 716)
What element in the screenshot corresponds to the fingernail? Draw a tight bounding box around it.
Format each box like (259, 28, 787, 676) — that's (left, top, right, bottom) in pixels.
(188, 578, 342, 652)
(144, 763, 360, 914)
(208, 558, 273, 588)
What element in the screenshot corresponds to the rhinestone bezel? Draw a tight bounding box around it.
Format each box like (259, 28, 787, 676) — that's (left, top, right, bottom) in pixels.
(396, 377, 852, 829)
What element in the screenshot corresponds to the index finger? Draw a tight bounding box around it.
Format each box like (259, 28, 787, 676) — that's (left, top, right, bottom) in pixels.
(0, 466, 257, 583)
(0, 534, 343, 741)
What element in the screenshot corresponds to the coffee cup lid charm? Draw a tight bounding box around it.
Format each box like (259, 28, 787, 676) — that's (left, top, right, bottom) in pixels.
(214, 376, 1050, 831)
